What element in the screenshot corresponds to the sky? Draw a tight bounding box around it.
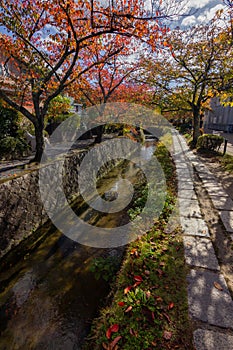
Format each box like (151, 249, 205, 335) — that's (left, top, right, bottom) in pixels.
(180, 0, 227, 26)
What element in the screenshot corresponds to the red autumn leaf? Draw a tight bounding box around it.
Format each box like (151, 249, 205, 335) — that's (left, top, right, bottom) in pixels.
(110, 324, 119, 333)
(118, 301, 125, 307)
(124, 286, 132, 294)
(133, 281, 141, 288)
(106, 327, 112, 339)
(106, 324, 119, 339)
(168, 302, 174, 310)
(133, 275, 143, 282)
(110, 335, 122, 348)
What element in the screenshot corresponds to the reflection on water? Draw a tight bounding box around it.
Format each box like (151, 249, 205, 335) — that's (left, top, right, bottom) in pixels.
(0, 140, 156, 350)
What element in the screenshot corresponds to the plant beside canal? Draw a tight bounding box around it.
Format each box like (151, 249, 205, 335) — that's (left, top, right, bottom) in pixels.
(221, 153, 233, 173)
(83, 143, 194, 350)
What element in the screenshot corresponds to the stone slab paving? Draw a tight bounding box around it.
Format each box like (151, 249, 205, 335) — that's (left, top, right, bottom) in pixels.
(183, 236, 219, 270)
(178, 189, 198, 200)
(178, 181, 194, 190)
(180, 217, 210, 237)
(193, 329, 233, 350)
(219, 211, 233, 233)
(172, 131, 233, 349)
(178, 198, 202, 218)
(210, 196, 233, 211)
(187, 269, 233, 329)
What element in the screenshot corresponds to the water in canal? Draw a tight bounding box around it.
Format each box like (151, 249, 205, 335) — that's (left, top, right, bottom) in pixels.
(0, 141, 156, 350)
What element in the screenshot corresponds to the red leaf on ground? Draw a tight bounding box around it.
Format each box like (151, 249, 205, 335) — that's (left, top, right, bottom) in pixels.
(125, 305, 133, 313)
(118, 301, 125, 307)
(106, 328, 112, 339)
(110, 335, 122, 348)
(168, 302, 174, 310)
(106, 324, 119, 339)
(124, 286, 132, 294)
(110, 324, 119, 333)
(133, 281, 141, 288)
(133, 275, 143, 282)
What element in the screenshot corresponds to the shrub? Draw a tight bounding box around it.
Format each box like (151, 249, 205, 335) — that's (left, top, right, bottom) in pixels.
(0, 103, 19, 139)
(0, 136, 29, 160)
(197, 134, 224, 151)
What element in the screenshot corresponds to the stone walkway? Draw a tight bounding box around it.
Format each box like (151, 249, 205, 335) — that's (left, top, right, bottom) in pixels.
(173, 131, 233, 350)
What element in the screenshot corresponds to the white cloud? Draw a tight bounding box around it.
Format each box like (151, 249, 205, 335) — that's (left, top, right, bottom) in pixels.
(181, 15, 197, 26)
(181, 3, 227, 26)
(197, 4, 226, 22)
(186, 0, 214, 9)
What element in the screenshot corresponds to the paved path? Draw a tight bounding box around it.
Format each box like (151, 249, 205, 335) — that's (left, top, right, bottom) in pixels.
(173, 131, 233, 350)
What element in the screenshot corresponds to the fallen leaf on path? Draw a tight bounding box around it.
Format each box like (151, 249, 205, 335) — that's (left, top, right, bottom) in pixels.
(214, 282, 223, 291)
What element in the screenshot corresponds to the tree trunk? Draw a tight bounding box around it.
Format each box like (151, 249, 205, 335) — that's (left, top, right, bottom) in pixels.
(33, 122, 44, 163)
(192, 106, 201, 146)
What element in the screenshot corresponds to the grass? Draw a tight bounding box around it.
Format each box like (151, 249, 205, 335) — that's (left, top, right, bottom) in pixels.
(221, 153, 233, 173)
(83, 143, 194, 350)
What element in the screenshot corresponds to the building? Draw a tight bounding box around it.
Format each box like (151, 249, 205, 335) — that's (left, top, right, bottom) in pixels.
(204, 97, 233, 133)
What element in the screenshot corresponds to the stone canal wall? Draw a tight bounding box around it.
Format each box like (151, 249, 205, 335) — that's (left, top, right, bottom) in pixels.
(0, 149, 88, 258)
(0, 139, 131, 259)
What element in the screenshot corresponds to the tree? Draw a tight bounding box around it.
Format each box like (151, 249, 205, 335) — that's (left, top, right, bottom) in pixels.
(46, 95, 72, 121)
(0, 0, 184, 161)
(137, 14, 233, 144)
(72, 38, 139, 142)
(77, 41, 137, 107)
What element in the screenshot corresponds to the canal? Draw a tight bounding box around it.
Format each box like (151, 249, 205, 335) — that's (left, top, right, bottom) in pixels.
(0, 141, 156, 350)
